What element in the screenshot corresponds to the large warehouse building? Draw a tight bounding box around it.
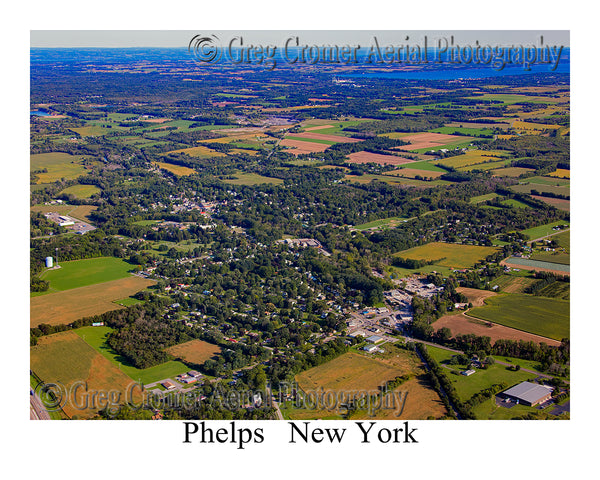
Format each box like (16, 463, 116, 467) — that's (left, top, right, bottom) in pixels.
(499, 381, 554, 407)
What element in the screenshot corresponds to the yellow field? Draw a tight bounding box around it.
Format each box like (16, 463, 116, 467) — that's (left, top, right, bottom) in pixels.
(30, 276, 155, 327)
(292, 350, 448, 420)
(30, 331, 139, 419)
(394, 242, 499, 269)
(435, 150, 508, 169)
(491, 167, 536, 177)
(512, 120, 562, 132)
(30, 152, 88, 184)
(547, 168, 570, 179)
(163, 146, 227, 158)
(59, 184, 101, 199)
(165, 339, 221, 365)
(153, 162, 196, 176)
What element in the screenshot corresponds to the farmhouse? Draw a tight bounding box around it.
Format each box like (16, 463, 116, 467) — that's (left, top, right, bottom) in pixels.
(499, 381, 553, 406)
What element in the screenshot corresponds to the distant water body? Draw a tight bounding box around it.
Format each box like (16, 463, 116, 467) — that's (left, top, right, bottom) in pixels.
(30, 110, 51, 116)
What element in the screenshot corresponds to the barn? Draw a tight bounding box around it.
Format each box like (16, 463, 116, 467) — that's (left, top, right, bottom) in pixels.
(499, 381, 553, 406)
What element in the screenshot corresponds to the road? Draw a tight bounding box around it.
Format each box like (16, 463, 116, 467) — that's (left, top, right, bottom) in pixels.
(30, 391, 51, 420)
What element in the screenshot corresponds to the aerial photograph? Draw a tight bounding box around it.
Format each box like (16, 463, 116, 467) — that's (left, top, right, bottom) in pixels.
(29, 30, 571, 422)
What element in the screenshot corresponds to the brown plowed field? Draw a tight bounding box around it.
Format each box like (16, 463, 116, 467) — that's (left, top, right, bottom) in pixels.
(30, 276, 155, 327)
(392, 132, 467, 151)
(280, 139, 330, 155)
(292, 132, 362, 143)
(432, 313, 561, 346)
(347, 151, 415, 166)
(531, 195, 570, 212)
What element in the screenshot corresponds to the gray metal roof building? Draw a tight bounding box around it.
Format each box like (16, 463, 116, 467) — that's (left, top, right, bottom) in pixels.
(500, 381, 553, 406)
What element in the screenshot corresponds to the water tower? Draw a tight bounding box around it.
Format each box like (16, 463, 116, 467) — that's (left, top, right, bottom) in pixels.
(45, 256, 53, 268)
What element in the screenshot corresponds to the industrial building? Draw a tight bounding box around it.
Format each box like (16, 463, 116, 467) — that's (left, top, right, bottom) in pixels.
(499, 381, 554, 407)
(366, 335, 383, 344)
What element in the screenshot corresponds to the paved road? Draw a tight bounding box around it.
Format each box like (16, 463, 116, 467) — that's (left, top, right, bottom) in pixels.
(30, 391, 51, 420)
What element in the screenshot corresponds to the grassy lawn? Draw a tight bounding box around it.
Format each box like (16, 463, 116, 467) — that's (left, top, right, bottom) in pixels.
(75, 326, 190, 385)
(59, 184, 101, 199)
(468, 293, 569, 341)
(38, 257, 135, 292)
(354, 216, 409, 230)
(520, 221, 570, 240)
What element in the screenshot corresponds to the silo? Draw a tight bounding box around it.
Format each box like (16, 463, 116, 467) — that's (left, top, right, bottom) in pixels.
(45, 257, 53, 268)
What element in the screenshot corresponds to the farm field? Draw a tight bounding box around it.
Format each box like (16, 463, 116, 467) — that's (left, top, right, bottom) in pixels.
(520, 221, 570, 240)
(393, 242, 499, 269)
(162, 146, 227, 158)
(525, 175, 570, 186)
(153, 161, 196, 176)
(429, 126, 495, 137)
(467, 93, 561, 104)
(221, 172, 284, 186)
(469, 193, 499, 204)
(344, 174, 451, 187)
(385, 168, 446, 179)
(165, 339, 222, 366)
(392, 132, 474, 152)
(435, 150, 509, 169)
(75, 326, 190, 385)
(490, 274, 537, 294)
(353, 216, 409, 230)
(492, 167, 537, 177)
(280, 138, 329, 155)
(37, 257, 135, 293)
(458, 159, 512, 172)
(531, 195, 570, 211)
(293, 350, 448, 420)
(346, 151, 414, 166)
(288, 131, 362, 143)
(501, 257, 570, 275)
(58, 184, 101, 199)
(394, 160, 446, 172)
(468, 293, 569, 341)
(30, 152, 88, 183)
(30, 276, 155, 328)
(510, 182, 570, 196)
(30, 204, 97, 223)
(432, 313, 562, 346)
(455, 287, 497, 307)
(547, 168, 570, 178)
(530, 251, 570, 265)
(30, 330, 138, 419)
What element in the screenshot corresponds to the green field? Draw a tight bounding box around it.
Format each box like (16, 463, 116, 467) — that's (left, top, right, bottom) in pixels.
(424, 345, 537, 402)
(221, 172, 284, 186)
(520, 221, 570, 240)
(30, 152, 88, 183)
(59, 184, 101, 199)
(429, 126, 494, 137)
(468, 293, 569, 340)
(393, 242, 499, 269)
(354, 216, 409, 230)
(39, 257, 134, 292)
(469, 193, 499, 204)
(395, 160, 446, 172)
(510, 183, 570, 196)
(75, 326, 190, 385)
(501, 199, 531, 209)
(132, 219, 161, 226)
